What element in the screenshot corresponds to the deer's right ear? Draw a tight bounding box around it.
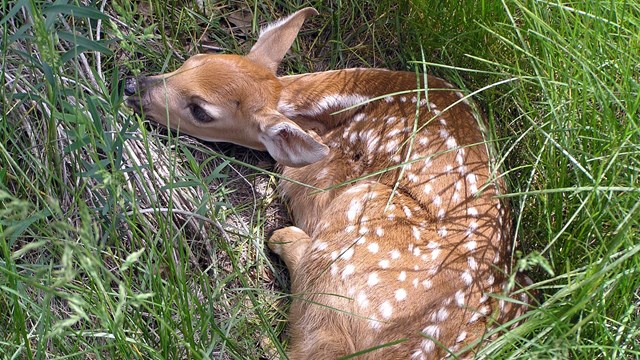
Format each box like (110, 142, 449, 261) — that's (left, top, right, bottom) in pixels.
(247, 7, 318, 74)
(258, 113, 329, 168)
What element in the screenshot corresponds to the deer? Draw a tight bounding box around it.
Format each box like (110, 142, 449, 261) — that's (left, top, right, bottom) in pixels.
(124, 7, 532, 360)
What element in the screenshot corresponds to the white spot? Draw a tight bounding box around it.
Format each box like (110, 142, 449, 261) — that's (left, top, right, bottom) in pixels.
(412, 226, 421, 240)
(384, 96, 394, 103)
(367, 242, 379, 253)
(348, 131, 358, 144)
(366, 134, 381, 152)
(384, 139, 400, 154)
(398, 271, 407, 281)
(390, 249, 401, 259)
(379, 259, 390, 269)
(466, 221, 479, 236)
(439, 118, 447, 126)
(419, 98, 428, 107)
(468, 257, 478, 270)
(486, 274, 495, 286)
(431, 248, 441, 260)
(437, 227, 448, 237)
(331, 251, 338, 261)
(418, 137, 429, 146)
(411, 96, 418, 103)
(403, 206, 413, 218)
(347, 200, 362, 222)
(339, 247, 354, 261)
(395, 288, 407, 301)
(356, 236, 366, 245)
(436, 308, 449, 322)
(456, 331, 467, 343)
(358, 226, 369, 235)
(345, 225, 356, 234)
(387, 128, 402, 137)
(479, 293, 489, 304)
(412, 278, 419, 288)
(423, 325, 440, 339)
(439, 128, 450, 139)
(330, 264, 338, 276)
(466, 173, 478, 184)
(421, 339, 435, 354)
(445, 137, 457, 149)
(468, 312, 481, 324)
(413, 247, 422, 256)
(423, 184, 432, 194)
(380, 301, 393, 319)
(407, 173, 419, 183)
(357, 291, 369, 308)
(368, 272, 379, 286)
(456, 151, 465, 165)
(455, 290, 465, 307)
(342, 264, 355, 279)
(429, 102, 438, 109)
(461, 270, 473, 285)
(422, 279, 432, 289)
(375, 227, 384, 237)
(313, 242, 328, 251)
(433, 195, 442, 207)
(445, 165, 453, 173)
(437, 209, 445, 220)
(400, 96, 407, 102)
(465, 240, 477, 251)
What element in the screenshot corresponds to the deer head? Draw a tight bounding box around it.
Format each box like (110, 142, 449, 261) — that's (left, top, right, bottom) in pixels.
(124, 7, 328, 167)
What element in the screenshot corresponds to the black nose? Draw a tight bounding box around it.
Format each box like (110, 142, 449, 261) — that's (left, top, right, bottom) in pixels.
(124, 77, 138, 96)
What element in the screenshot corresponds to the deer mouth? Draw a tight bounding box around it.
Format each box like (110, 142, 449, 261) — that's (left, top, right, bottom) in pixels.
(125, 94, 150, 115)
(123, 77, 152, 114)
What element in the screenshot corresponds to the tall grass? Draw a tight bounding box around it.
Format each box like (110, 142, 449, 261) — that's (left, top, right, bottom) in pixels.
(1, 0, 639, 359)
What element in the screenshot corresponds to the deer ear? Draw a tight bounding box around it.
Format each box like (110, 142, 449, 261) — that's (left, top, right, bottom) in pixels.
(247, 7, 318, 73)
(258, 114, 329, 167)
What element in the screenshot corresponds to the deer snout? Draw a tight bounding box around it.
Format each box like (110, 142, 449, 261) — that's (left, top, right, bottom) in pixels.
(124, 76, 150, 113)
(124, 77, 140, 96)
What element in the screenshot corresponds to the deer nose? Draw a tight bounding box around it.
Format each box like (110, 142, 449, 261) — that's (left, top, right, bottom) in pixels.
(124, 77, 138, 96)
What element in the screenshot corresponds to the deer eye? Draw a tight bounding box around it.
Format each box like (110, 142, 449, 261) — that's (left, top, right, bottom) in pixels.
(189, 104, 215, 123)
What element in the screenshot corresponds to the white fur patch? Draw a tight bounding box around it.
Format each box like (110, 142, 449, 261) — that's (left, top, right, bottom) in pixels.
(300, 94, 370, 117)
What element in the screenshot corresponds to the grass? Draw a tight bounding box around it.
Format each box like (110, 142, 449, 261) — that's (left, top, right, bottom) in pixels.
(1, 0, 639, 359)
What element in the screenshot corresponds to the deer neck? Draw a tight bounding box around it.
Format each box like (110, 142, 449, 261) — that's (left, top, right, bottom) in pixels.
(277, 68, 414, 135)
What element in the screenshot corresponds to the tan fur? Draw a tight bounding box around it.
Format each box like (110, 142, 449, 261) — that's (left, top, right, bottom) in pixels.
(125, 8, 532, 359)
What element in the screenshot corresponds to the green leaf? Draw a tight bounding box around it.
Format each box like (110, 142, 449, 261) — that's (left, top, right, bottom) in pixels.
(57, 31, 113, 56)
(42, 4, 109, 21)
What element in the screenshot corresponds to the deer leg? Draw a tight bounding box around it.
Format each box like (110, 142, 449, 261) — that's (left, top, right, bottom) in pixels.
(268, 226, 312, 277)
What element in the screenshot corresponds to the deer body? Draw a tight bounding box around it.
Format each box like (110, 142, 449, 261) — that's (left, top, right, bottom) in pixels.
(125, 8, 530, 359)
(272, 70, 516, 359)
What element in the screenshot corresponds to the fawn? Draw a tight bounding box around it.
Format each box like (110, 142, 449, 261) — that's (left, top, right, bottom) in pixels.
(125, 7, 532, 359)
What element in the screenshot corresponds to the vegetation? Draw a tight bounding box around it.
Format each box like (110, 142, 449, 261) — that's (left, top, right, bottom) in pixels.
(1, 0, 638, 358)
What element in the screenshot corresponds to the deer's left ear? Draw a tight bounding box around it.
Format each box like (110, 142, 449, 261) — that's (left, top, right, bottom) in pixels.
(257, 113, 329, 167)
(246, 7, 318, 74)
